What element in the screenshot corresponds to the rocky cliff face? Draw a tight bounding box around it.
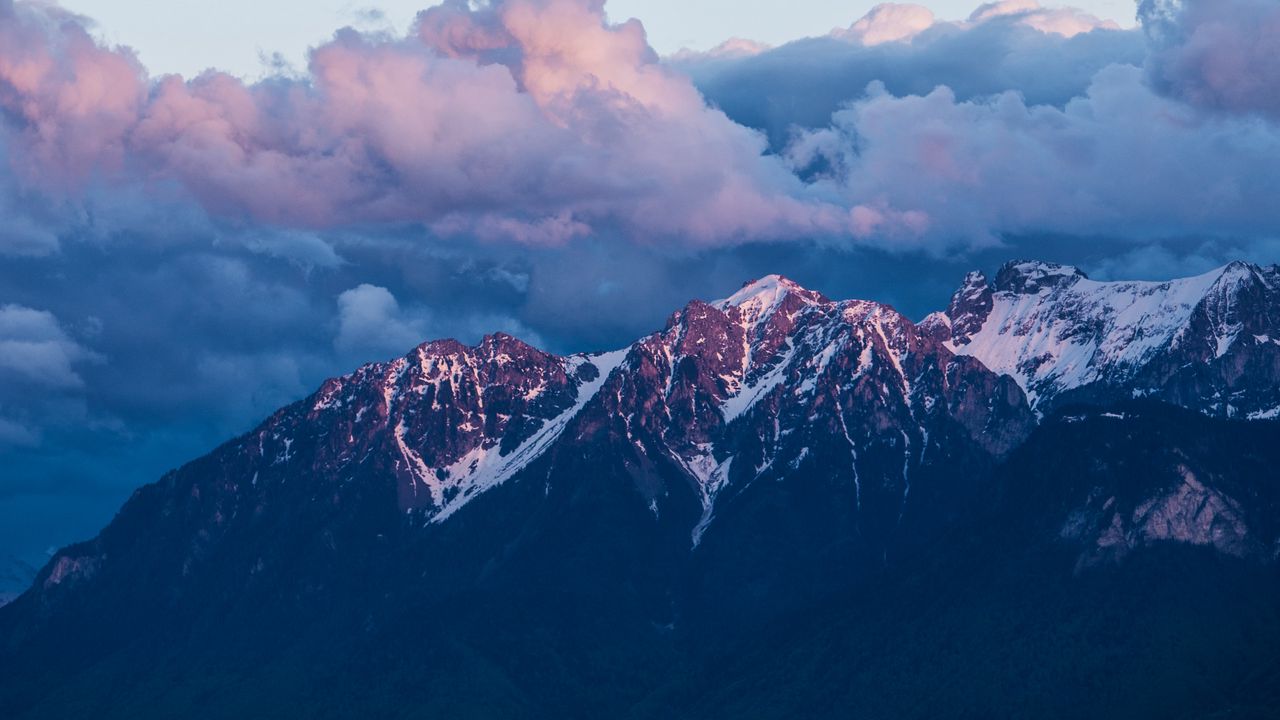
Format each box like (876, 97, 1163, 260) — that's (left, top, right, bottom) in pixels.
(998, 403, 1280, 572)
(570, 276, 1034, 549)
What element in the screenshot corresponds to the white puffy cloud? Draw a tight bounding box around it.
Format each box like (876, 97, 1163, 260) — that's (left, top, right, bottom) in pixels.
(335, 283, 546, 361)
(335, 284, 428, 357)
(968, 0, 1119, 38)
(830, 0, 1119, 46)
(834, 4, 937, 45)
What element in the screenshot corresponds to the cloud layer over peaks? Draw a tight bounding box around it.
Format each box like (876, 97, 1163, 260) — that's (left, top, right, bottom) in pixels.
(683, 0, 1280, 245)
(1, 0, 1278, 251)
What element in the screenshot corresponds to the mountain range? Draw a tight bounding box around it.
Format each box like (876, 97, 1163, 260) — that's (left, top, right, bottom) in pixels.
(2, 260, 1279, 719)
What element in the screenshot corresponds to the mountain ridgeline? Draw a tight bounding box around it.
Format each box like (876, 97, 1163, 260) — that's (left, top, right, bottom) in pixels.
(3, 261, 1280, 719)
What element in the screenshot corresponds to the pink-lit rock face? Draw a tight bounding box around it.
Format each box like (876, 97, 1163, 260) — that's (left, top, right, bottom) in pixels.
(42, 554, 100, 590)
(23, 273, 1038, 602)
(7, 261, 1279, 629)
(232, 332, 597, 516)
(1064, 463, 1254, 569)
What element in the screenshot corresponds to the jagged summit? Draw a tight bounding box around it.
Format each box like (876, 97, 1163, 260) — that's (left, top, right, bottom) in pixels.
(260, 259, 1280, 530)
(722, 274, 793, 298)
(993, 260, 1087, 294)
(714, 274, 830, 327)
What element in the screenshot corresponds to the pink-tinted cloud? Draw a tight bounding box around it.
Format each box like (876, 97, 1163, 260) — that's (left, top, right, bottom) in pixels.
(0, 0, 848, 245)
(0, 0, 1276, 253)
(829, 1, 1118, 46)
(968, 1, 1119, 38)
(834, 4, 938, 45)
(0, 1, 144, 186)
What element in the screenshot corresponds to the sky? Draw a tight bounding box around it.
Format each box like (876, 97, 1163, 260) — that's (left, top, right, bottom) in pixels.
(0, 0, 1278, 593)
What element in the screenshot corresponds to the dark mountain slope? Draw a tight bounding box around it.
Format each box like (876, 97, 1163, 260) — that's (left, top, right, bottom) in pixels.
(635, 404, 1280, 720)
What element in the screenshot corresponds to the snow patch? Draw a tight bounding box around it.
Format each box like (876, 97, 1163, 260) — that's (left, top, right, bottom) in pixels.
(951, 264, 1230, 408)
(682, 445, 735, 548)
(430, 348, 630, 523)
(721, 341, 796, 423)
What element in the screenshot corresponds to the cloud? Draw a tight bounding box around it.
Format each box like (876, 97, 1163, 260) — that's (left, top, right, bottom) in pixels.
(834, 4, 938, 45)
(967, 0, 1119, 38)
(787, 65, 1280, 246)
(668, 38, 772, 63)
(0, 0, 145, 187)
(0, 0, 1274, 255)
(0, 416, 37, 447)
(829, 0, 1119, 47)
(335, 284, 428, 357)
(235, 230, 345, 270)
(0, 212, 59, 257)
(0, 0, 849, 247)
(336, 282, 546, 361)
(0, 303, 100, 452)
(1141, 0, 1280, 120)
(0, 304, 98, 389)
(679, 2, 1145, 149)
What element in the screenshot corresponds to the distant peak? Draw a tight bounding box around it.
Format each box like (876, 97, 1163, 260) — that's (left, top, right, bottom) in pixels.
(736, 274, 798, 295)
(1217, 260, 1259, 278)
(408, 333, 547, 362)
(716, 275, 827, 311)
(994, 260, 1087, 294)
(480, 331, 522, 348)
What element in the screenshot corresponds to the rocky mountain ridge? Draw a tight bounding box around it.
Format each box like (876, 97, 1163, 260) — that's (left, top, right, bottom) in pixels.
(3, 260, 1280, 720)
(18, 261, 1280, 602)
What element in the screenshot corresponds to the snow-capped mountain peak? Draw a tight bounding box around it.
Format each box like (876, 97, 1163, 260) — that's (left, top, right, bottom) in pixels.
(940, 260, 1280, 416)
(714, 275, 828, 326)
(717, 274, 821, 306)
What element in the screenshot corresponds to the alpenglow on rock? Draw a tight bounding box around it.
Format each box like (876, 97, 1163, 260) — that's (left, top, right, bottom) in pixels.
(4, 262, 1280, 720)
(13, 262, 1280, 604)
